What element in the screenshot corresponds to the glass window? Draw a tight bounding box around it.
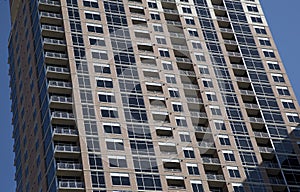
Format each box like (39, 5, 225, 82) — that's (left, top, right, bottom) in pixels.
(111, 173, 130, 186)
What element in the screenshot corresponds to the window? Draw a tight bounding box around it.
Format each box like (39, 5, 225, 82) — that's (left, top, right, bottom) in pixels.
(191, 181, 204, 192)
(226, 107, 243, 120)
(106, 139, 124, 150)
(72, 34, 84, 46)
(251, 16, 263, 23)
(179, 132, 191, 142)
(206, 92, 217, 102)
(133, 156, 158, 172)
(233, 183, 245, 192)
(183, 147, 195, 158)
(100, 107, 118, 118)
(247, 5, 258, 12)
(187, 164, 200, 175)
(195, 53, 206, 62)
(214, 120, 226, 130)
(153, 24, 163, 32)
(87, 137, 100, 152)
(254, 26, 267, 35)
(166, 74, 177, 84)
(92, 50, 108, 60)
(83, 0, 99, 8)
(98, 92, 115, 103)
(124, 109, 148, 123)
(159, 48, 170, 57)
(258, 37, 271, 46)
(89, 36, 105, 46)
(281, 99, 296, 109)
(94, 63, 111, 74)
(111, 173, 130, 186)
(182, 6, 192, 14)
(227, 166, 241, 178)
(89, 154, 103, 169)
(202, 78, 213, 88)
(136, 174, 162, 190)
(271, 73, 285, 83)
(277, 86, 290, 96)
(121, 94, 145, 108)
(218, 135, 230, 145)
(162, 61, 173, 70)
(85, 11, 101, 21)
(172, 102, 183, 112)
(176, 117, 187, 127)
(286, 113, 300, 123)
(199, 65, 209, 75)
(210, 106, 222, 116)
(156, 36, 166, 44)
(91, 171, 105, 188)
(96, 78, 113, 88)
(150, 12, 160, 20)
(267, 61, 280, 70)
(127, 124, 151, 139)
(185, 17, 195, 25)
(230, 121, 248, 135)
(262, 49, 276, 58)
(235, 136, 253, 150)
(87, 23, 103, 33)
(169, 88, 180, 97)
(108, 156, 127, 168)
(239, 151, 258, 166)
(188, 29, 199, 37)
(223, 150, 235, 161)
(84, 121, 98, 135)
(148, 1, 158, 8)
(103, 123, 121, 134)
(192, 41, 202, 49)
(130, 140, 155, 155)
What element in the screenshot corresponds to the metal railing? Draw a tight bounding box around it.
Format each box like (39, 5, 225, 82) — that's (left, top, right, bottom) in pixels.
(58, 181, 84, 189)
(47, 66, 69, 73)
(48, 80, 72, 88)
(53, 128, 78, 135)
(55, 145, 80, 152)
(43, 38, 66, 45)
(42, 25, 64, 32)
(57, 162, 82, 170)
(51, 111, 75, 119)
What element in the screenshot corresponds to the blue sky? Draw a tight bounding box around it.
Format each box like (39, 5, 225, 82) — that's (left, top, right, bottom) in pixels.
(0, 0, 300, 191)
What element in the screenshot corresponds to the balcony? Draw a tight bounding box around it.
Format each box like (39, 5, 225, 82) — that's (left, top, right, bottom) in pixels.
(216, 16, 230, 22)
(236, 76, 250, 83)
(194, 126, 211, 133)
(228, 51, 241, 57)
(182, 84, 199, 90)
(240, 89, 255, 95)
(161, 0, 175, 3)
(213, 5, 226, 11)
(202, 157, 220, 164)
(51, 111, 75, 125)
(48, 80, 72, 94)
(164, 8, 178, 14)
(55, 145, 80, 153)
(43, 38, 66, 50)
(173, 45, 188, 51)
(253, 131, 269, 138)
(166, 20, 182, 26)
(206, 174, 225, 181)
(259, 146, 274, 153)
(231, 64, 245, 70)
(40, 11, 63, 25)
(41, 24, 64, 38)
(53, 128, 78, 142)
(39, 0, 61, 13)
(186, 97, 203, 104)
(244, 103, 259, 109)
(179, 70, 195, 76)
(219, 27, 233, 33)
(58, 181, 84, 190)
(176, 57, 192, 63)
(46, 66, 70, 79)
(169, 32, 185, 39)
(190, 111, 207, 118)
(45, 51, 68, 65)
(198, 141, 215, 148)
(50, 96, 72, 110)
(249, 117, 264, 123)
(57, 162, 82, 170)
(39, 0, 60, 6)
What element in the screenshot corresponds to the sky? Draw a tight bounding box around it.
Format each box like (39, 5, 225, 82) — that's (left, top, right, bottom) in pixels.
(0, 0, 300, 191)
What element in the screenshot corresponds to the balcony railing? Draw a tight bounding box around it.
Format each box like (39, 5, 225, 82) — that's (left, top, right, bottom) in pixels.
(224, 39, 237, 45)
(202, 157, 220, 164)
(249, 117, 264, 123)
(220, 28, 233, 33)
(166, 20, 182, 26)
(58, 181, 84, 189)
(42, 24, 64, 32)
(40, 11, 62, 19)
(53, 128, 78, 135)
(48, 81, 72, 88)
(216, 16, 230, 22)
(173, 45, 188, 51)
(57, 162, 82, 170)
(176, 57, 192, 63)
(47, 66, 69, 74)
(231, 64, 245, 69)
(45, 52, 68, 59)
(206, 174, 225, 181)
(236, 76, 250, 82)
(169, 32, 185, 38)
(39, 0, 60, 5)
(179, 70, 195, 76)
(182, 84, 199, 89)
(240, 90, 255, 95)
(198, 141, 215, 148)
(190, 111, 207, 118)
(186, 97, 203, 104)
(51, 111, 75, 119)
(253, 132, 269, 138)
(43, 38, 66, 46)
(55, 145, 80, 152)
(244, 103, 259, 109)
(164, 9, 178, 14)
(228, 51, 241, 57)
(213, 5, 226, 10)
(259, 147, 274, 153)
(194, 126, 211, 132)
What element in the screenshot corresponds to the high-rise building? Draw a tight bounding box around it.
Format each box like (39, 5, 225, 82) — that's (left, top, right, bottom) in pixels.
(8, 0, 300, 191)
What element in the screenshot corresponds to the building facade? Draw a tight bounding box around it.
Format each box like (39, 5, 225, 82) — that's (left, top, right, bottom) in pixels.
(8, 0, 300, 191)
